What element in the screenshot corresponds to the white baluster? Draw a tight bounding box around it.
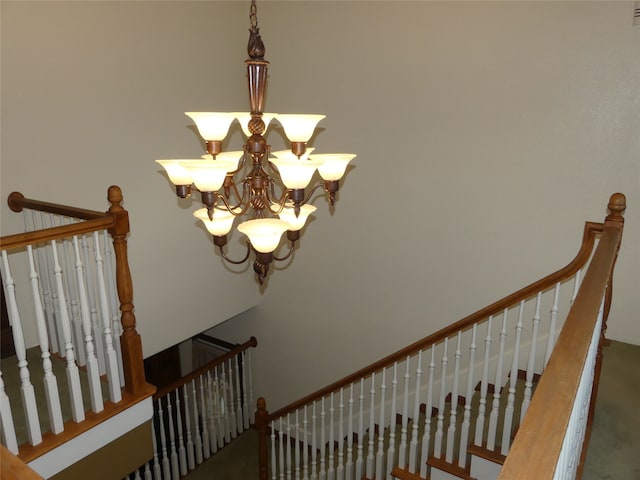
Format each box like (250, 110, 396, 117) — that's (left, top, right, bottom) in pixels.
(31, 211, 58, 356)
(303, 405, 310, 480)
(434, 338, 449, 458)
(355, 380, 364, 480)
(375, 368, 386, 477)
(345, 385, 354, 480)
(545, 283, 561, 367)
(221, 365, 231, 444)
(337, 389, 345, 480)
(167, 395, 180, 480)
(247, 347, 255, 424)
(26, 245, 65, 432)
(328, 394, 335, 480)
(365, 373, 375, 479)
(157, 398, 171, 480)
(93, 231, 121, 403)
(81, 234, 105, 374)
(175, 390, 187, 476)
(191, 380, 203, 465)
(227, 359, 238, 439)
(61, 222, 85, 367)
(242, 350, 250, 429)
(295, 411, 301, 480)
(71, 237, 104, 413)
(487, 309, 508, 451)
(310, 403, 318, 480)
(206, 371, 217, 454)
(408, 350, 423, 473)
(151, 421, 162, 479)
(103, 231, 125, 386)
(320, 397, 327, 480)
(143, 462, 152, 480)
(398, 357, 411, 471)
(458, 324, 478, 469)
(279, 417, 286, 480)
(445, 332, 462, 463)
(2, 252, 42, 444)
(521, 292, 542, 419)
(0, 371, 18, 454)
(271, 420, 277, 480)
(502, 301, 524, 455)
(571, 269, 582, 305)
(214, 366, 224, 449)
(234, 356, 243, 434)
(183, 385, 196, 470)
(387, 363, 398, 474)
(50, 241, 86, 422)
(419, 346, 436, 478)
(474, 316, 493, 446)
(199, 375, 210, 459)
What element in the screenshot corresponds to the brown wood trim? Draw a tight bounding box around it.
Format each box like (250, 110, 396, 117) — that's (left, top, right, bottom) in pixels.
(467, 442, 507, 465)
(498, 222, 623, 479)
(390, 465, 434, 480)
(154, 336, 258, 399)
(0, 217, 115, 251)
(7, 191, 107, 220)
(1, 445, 43, 480)
(426, 456, 479, 479)
(17, 381, 156, 464)
(266, 220, 604, 422)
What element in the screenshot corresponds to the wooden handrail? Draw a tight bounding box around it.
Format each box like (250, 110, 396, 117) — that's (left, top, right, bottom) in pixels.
(263, 221, 604, 422)
(499, 194, 625, 479)
(154, 337, 258, 399)
(8, 191, 108, 220)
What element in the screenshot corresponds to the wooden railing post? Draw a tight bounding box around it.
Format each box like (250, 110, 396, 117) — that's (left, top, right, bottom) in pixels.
(107, 185, 146, 395)
(256, 397, 269, 480)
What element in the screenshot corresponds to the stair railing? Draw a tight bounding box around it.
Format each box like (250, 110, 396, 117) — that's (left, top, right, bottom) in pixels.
(126, 337, 258, 480)
(0, 186, 153, 464)
(255, 193, 625, 480)
(499, 193, 625, 480)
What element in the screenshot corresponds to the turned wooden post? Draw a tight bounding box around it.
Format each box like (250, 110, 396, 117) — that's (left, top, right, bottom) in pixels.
(255, 397, 269, 480)
(106, 185, 146, 395)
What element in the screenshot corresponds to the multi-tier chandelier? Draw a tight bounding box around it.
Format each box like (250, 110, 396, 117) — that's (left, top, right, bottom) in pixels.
(156, 0, 355, 284)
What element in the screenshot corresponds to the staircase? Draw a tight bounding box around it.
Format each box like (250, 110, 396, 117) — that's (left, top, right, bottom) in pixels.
(254, 193, 626, 480)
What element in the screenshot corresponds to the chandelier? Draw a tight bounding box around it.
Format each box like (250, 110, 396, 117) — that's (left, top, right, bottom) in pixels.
(156, 0, 355, 285)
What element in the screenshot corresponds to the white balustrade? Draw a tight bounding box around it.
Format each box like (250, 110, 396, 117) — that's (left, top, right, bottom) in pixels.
(103, 231, 125, 386)
(397, 357, 411, 471)
(458, 324, 478, 469)
(0, 371, 19, 454)
(487, 309, 508, 451)
(501, 302, 524, 455)
(375, 368, 386, 477)
(521, 292, 542, 419)
(419, 346, 436, 478)
(434, 337, 449, 457)
(408, 350, 423, 473)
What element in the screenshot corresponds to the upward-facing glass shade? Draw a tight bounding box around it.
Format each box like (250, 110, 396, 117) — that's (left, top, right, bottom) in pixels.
(237, 218, 290, 253)
(193, 207, 236, 236)
(233, 112, 278, 137)
(278, 204, 317, 231)
(185, 112, 235, 141)
(276, 114, 326, 143)
(215, 150, 244, 171)
(182, 160, 235, 192)
(155, 159, 194, 185)
(270, 148, 314, 161)
(310, 154, 357, 181)
(269, 157, 323, 189)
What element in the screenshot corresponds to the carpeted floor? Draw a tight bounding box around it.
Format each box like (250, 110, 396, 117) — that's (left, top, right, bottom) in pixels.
(182, 340, 640, 479)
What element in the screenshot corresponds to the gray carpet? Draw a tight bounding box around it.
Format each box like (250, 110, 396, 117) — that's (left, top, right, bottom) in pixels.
(183, 340, 640, 479)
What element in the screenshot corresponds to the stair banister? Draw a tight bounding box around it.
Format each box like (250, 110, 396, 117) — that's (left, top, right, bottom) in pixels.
(498, 194, 625, 479)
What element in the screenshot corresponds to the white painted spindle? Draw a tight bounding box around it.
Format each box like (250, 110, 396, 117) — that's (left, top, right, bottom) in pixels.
(434, 337, 449, 458)
(205, 371, 217, 454)
(151, 419, 162, 479)
(234, 357, 243, 434)
(242, 350, 250, 429)
(501, 301, 524, 455)
(157, 398, 171, 480)
(93, 231, 121, 402)
(71, 237, 103, 413)
(446, 332, 462, 463)
(375, 368, 386, 477)
(0, 371, 18, 454)
(303, 405, 310, 480)
(175, 390, 188, 476)
(81, 234, 105, 375)
(355, 380, 364, 480)
(199, 375, 210, 459)
(320, 397, 327, 480)
(474, 316, 493, 446)
(419, 346, 436, 478)
(337, 390, 345, 480)
(521, 292, 542, 418)
(545, 283, 561, 367)
(103, 231, 125, 386)
(278, 417, 286, 480)
(295, 411, 302, 480)
(328, 394, 335, 480)
(167, 396, 180, 480)
(387, 363, 398, 474)
(61, 224, 85, 367)
(487, 310, 508, 451)
(458, 324, 478, 469)
(346, 385, 354, 480)
(398, 357, 411, 471)
(183, 384, 196, 470)
(311, 402, 318, 480)
(408, 350, 423, 473)
(191, 380, 203, 465)
(270, 420, 277, 480)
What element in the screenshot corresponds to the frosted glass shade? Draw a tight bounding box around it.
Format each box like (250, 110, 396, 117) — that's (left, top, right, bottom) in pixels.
(182, 160, 235, 192)
(185, 112, 235, 141)
(311, 154, 357, 181)
(215, 150, 244, 171)
(233, 112, 278, 137)
(276, 114, 326, 142)
(237, 218, 289, 253)
(270, 148, 314, 161)
(155, 159, 193, 185)
(193, 208, 236, 236)
(270, 157, 323, 189)
(278, 204, 317, 231)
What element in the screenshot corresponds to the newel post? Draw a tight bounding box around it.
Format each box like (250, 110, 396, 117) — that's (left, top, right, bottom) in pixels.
(107, 185, 146, 395)
(255, 397, 269, 480)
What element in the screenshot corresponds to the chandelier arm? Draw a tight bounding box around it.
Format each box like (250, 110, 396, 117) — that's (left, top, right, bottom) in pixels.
(273, 240, 295, 262)
(218, 241, 251, 265)
(303, 182, 328, 204)
(216, 191, 251, 217)
(265, 187, 290, 215)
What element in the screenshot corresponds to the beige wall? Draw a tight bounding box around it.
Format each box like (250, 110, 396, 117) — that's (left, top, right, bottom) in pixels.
(1, 1, 260, 355)
(2, 2, 638, 411)
(209, 1, 640, 410)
